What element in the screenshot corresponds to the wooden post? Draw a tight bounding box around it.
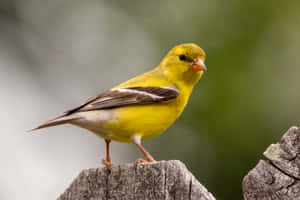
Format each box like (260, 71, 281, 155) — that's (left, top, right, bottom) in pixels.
(243, 126, 300, 199)
(57, 126, 300, 200)
(57, 160, 215, 200)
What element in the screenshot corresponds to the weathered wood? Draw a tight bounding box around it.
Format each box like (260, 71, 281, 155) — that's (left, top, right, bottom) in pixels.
(58, 126, 300, 200)
(243, 126, 300, 200)
(57, 160, 215, 200)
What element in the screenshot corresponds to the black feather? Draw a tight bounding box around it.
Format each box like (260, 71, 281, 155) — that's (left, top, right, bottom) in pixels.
(64, 86, 179, 115)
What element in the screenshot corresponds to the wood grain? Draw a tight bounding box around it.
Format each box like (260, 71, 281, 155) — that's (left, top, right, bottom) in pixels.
(243, 126, 300, 200)
(57, 160, 215, 200)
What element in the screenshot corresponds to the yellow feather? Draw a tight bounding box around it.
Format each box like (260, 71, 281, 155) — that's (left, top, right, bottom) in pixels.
(102, 43, 206, 143)
(30, 43, 207, 165)
(31, 43, 206, 145)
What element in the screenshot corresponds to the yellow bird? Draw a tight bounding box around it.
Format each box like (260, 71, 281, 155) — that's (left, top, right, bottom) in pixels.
(30, 43, 207, 166)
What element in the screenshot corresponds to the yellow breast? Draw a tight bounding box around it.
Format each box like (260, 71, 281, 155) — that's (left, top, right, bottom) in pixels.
(105, 88, 191, 142)
(102, 68, 195, 143)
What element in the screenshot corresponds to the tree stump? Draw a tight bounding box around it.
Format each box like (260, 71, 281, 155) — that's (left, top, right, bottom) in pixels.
(243, 126, 300, 199)
(57, 160, 215, 200)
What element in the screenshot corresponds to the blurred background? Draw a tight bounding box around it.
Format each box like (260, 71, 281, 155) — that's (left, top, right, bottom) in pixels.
(1, 0, 300, 199)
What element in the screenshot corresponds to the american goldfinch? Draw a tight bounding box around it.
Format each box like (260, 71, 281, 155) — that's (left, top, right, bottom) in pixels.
(30, 43, 207, 166)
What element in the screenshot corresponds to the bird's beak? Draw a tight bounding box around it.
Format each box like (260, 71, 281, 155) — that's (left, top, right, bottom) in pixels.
(191, 59, 207, 71)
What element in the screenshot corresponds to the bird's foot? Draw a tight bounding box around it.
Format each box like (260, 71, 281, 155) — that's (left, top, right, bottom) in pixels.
(102, 159, 113, 167)
(135, 158, 147, 164)
(135, 157, 156, 164)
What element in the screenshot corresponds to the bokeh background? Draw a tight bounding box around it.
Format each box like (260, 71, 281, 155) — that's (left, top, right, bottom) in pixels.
(1, 0, 300, 199)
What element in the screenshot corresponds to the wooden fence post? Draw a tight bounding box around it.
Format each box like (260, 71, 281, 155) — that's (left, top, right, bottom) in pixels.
(243, 126, 300, 199)
(57, 126, 300, 200)
(57, 160, 215, 200)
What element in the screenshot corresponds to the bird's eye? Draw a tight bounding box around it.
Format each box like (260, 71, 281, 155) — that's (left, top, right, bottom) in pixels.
(179, 54, 186, 61)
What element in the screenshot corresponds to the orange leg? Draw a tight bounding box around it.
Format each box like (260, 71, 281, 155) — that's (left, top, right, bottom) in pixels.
(135, 143, 156, 164)
(102, 139, 113, 167)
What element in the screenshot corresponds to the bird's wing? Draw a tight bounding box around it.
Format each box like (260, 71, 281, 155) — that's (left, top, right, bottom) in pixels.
(64, 86, 179, 115)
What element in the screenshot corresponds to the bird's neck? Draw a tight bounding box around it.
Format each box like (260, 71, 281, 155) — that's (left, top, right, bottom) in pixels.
(159, 68, 203, 90)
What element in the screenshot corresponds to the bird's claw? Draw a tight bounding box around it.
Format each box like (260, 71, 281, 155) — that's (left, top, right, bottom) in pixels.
(135, 158, 147, 164)
(135, 158, 156, 164)
(102, 159, 113, 167)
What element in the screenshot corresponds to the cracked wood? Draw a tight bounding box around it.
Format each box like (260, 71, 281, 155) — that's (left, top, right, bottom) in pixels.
(57, 126, 300, 199)
(243, 126, 300, 200)
(57, 160, 215, 200)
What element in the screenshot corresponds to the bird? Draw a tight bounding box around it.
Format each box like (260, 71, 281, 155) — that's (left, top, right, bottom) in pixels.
(29, 43, 207, 167)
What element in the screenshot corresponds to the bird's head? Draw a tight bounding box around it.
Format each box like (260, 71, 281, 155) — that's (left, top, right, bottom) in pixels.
(159, 43, 206, 86)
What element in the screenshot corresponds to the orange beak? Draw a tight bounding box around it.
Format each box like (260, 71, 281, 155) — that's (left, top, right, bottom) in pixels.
(191, 59, 207, 71)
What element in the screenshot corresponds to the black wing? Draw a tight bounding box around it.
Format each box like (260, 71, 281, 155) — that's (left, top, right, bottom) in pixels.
(64, 86, 179, 115)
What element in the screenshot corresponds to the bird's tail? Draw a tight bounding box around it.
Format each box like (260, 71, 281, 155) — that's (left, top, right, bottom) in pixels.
(28, 114, 81, 132)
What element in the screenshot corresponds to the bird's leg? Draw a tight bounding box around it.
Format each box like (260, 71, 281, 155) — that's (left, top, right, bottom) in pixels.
(102, 139, 113, 167)
(132, 135, 155, 164)
(135, 143, 155, 163)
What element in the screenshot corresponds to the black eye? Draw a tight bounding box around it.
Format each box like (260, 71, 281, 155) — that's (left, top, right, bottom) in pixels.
(179, 54, 186, 61)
